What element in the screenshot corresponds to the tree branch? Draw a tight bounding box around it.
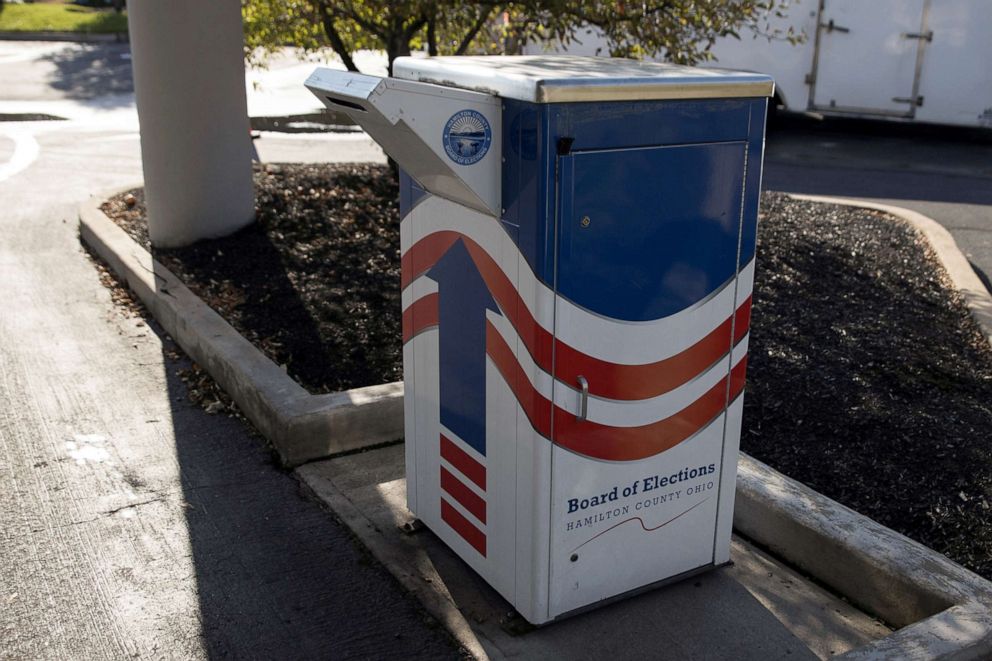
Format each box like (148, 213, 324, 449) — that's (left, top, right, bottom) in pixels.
(315, 3, 361, 72)
(454, 6, 497, 56)
(403, 16, 428, 42)
(335, 1, 388, 41)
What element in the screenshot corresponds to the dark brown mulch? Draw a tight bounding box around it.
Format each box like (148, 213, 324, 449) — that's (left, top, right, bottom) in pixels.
(744, 194, 992, 580)
(100, 164, 992, 581)
(104, 163, 402, 394)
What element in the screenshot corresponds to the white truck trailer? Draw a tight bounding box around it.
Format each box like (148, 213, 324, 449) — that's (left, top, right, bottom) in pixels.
(528, 0, 992, 129)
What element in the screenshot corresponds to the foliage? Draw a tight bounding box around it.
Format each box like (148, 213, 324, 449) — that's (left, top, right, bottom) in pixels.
(0, 4, 127, 33)
(242, 0, 802, 72)
(518, 0, 803, 64)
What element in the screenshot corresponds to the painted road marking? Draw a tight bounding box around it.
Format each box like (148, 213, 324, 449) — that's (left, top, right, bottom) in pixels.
(0, 126, 40, 183)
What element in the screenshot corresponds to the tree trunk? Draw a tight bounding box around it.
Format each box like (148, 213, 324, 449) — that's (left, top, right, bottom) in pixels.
(427, 13, 438, 56)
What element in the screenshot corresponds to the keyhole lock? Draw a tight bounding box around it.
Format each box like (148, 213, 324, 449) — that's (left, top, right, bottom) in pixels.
(580, 215, 591, 228)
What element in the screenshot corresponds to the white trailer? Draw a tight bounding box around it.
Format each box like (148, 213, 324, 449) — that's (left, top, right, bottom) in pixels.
(709, 0, 992, 128)
(527, 0, 992, 129)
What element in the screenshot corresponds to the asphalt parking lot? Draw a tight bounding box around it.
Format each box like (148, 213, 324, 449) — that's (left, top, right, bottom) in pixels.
(763, 112, 992, 290)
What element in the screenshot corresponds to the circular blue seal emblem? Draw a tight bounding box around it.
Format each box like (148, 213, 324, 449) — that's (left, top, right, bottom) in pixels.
(442, 109, 492, 166)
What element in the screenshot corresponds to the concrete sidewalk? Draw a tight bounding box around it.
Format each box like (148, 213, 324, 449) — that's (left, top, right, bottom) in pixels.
(298, 444, 890, 660)
(0, 124, 458, 659)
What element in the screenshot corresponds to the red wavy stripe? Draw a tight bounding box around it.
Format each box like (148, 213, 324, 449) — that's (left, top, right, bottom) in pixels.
(402, 231, 751, 401)
(734, 295, 752, 344)
(484, 321, 552, 437)
(441, 498, 486, 557)
(440, 466, 486, 524)
(402, 231, 459, 289)
(486, 320, 748, 461)
(402, 292, 438, 343)
(731, 353, 748, 397)
(440, 434, 486, 490)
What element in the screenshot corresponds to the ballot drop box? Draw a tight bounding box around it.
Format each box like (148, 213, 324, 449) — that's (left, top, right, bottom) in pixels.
(306, 56, 773, 624)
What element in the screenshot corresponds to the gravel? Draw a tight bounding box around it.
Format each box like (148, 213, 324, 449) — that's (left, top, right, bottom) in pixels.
(100, 163, 992, 582)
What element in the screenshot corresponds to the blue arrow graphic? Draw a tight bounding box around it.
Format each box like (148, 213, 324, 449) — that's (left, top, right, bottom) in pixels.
(426, 238, 501, 456)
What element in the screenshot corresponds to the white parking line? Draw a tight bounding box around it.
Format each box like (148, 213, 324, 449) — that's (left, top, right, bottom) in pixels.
(0, 126, 40, 183)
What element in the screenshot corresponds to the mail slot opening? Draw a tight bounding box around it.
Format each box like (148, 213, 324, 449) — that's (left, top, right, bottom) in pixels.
(324, 96, 367, 112)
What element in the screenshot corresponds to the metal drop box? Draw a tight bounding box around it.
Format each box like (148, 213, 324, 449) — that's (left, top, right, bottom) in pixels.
(306, 56, 773, 624)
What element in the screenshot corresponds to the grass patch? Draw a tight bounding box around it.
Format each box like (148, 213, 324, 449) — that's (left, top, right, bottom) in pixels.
(0, 4, 127, 33)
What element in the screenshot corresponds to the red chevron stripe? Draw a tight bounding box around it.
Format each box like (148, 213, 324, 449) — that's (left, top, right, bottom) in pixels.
(730, 353, 748, 397)
(402, 230, 460, 288)
(441, 498, 487, 556)
(402, 292, 438, 343)
(440, 434, 486, 490)
(440, 466, 486, 524)
(402, 231, 751, 401)
(485, 319, 748, 461)
(402, 230, 554, 368)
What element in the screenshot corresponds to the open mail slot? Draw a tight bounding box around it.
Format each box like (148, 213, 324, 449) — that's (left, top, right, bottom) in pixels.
(306, 68, 501, 216)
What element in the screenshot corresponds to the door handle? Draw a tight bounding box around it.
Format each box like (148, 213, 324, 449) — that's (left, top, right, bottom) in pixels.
(576, 376, 589, 421)
(821, 19, 850, 34)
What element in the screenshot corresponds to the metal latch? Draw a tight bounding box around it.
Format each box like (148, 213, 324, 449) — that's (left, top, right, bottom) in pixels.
(892, 96, 925, 107)
(904, 31, 934, 42)
(576, 376, 589, 421)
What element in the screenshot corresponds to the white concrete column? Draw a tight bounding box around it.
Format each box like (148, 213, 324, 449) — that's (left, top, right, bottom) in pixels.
(127, 0, 254, 248)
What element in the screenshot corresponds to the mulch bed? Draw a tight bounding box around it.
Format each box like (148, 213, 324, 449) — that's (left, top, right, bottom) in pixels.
(105, 164, 402, 394)
(100, 163, 992, 582)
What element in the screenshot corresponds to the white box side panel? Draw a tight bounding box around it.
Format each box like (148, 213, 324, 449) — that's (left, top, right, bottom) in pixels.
(510, 239, 557, 624)
(513, 421, 553, 623)
(412, 327, 441, 532)
(484, 356, 523, 598)
(547, 415, 726, 618)
(401, 210, 418, 514)
(714, 392, 745, 565)
(712, 258, 755, 563)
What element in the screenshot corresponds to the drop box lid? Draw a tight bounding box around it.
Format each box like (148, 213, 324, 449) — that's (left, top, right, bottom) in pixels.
(392, 55, 774, 104)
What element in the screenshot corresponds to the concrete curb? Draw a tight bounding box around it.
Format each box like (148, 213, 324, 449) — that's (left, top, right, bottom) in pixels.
(0, 31, 128, 43)
(789, 194, 992, 349)
(78, 189, 403, 467)
(736, 455, 992, 660)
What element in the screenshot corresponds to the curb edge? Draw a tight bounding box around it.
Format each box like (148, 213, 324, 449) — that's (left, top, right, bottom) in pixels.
(788, 194, 992, 349)
(78, 188, 403, 467)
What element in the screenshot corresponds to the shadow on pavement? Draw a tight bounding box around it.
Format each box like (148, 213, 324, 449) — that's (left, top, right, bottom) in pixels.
(769, 112, 992, 146)
(970, 261, 992, 294)
(149, 280, 459, 657)
(41, 42, 133, 104)
(764, 113, 992, 206)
